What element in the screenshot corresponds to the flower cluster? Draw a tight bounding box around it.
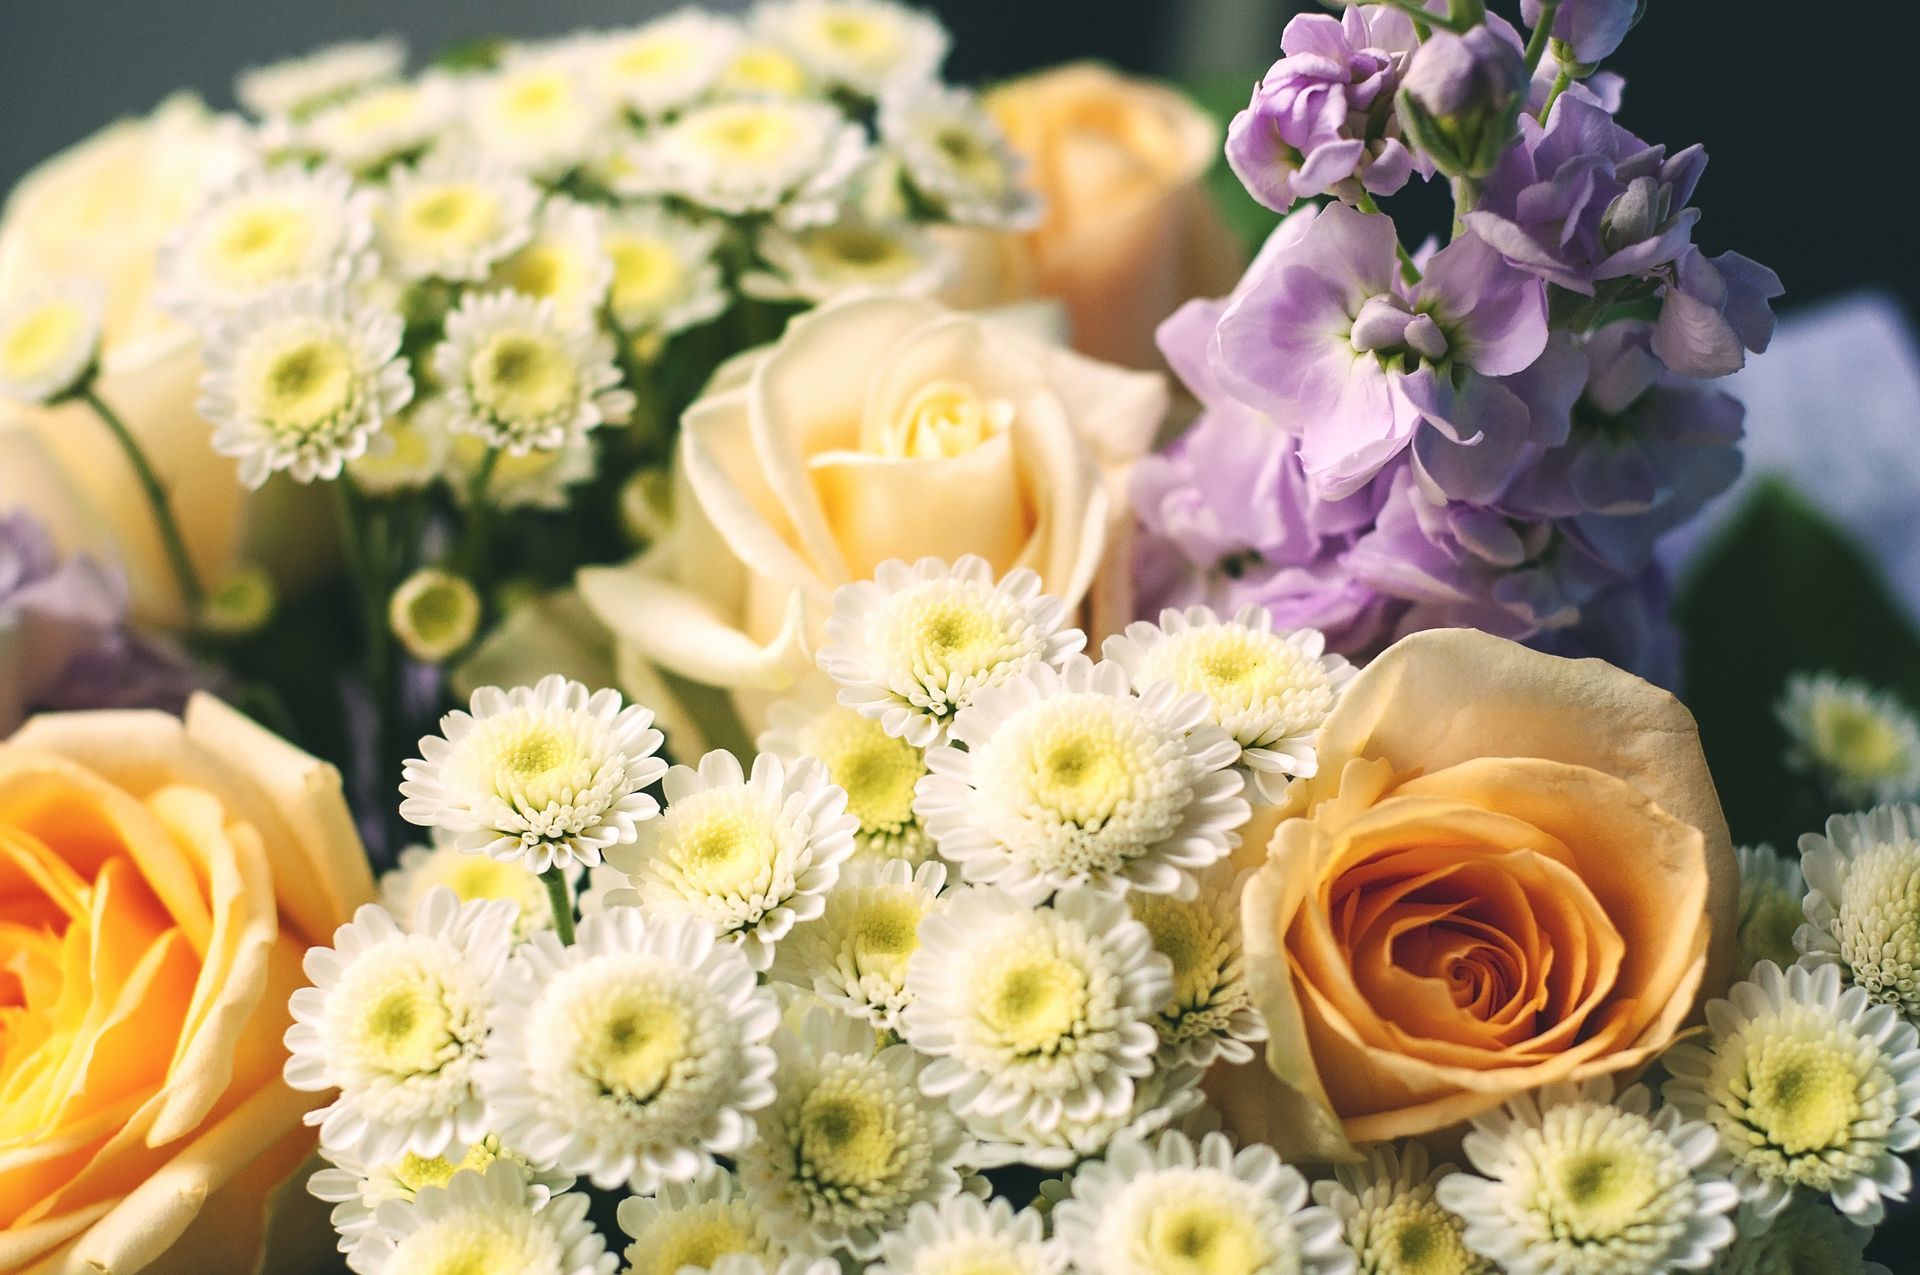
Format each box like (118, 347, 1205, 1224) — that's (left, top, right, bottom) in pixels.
(1135, 0, 1779, 679)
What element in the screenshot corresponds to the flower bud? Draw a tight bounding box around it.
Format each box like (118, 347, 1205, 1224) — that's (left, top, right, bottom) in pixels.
(199, 564, 277, 637)
(1396, 27, 1529, 179)
(389, 567, 482, 664)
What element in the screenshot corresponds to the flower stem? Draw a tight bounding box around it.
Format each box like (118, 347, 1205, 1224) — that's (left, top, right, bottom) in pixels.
(542, 867, 576, 945)
(1379, 0, 1471, 34)
(1540, 62, 1574, 121)
(80, 387, 206, 617)
(1450, 175, 1482, 239)
(1522, 0, 1560, 74)
(457, 450, 502, 581)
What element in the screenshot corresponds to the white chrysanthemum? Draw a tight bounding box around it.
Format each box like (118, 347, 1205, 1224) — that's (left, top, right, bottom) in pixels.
(479, 908, 781, 1192)
(1737, 843, 1808, 974)
(641, 97, 867, 218)
(347, 1162, 613, 1275)
(492, 197, 613, 319)
(770, 857, 946, 1031)
(903, 885, 1170, 1134)
(915, 656, 1248, 898)
(432, 290, 634, 454)
(603, 750, 857, 972)
(159, 164, 373, 318)
(879, 85, 1039, 229)
(309, 1134, 573, 1256)
(1778, 672, 1920, 807)
(739, 1007, 970, 1257)
(1797, 804, 1920, 1023)
(1709, 1198, 1892, 1275)
(447, 429, 597, 512)
(1312, 1144, 1490, 1275)
(400, 674, 667, 873)
(301, 74, 459, 172)
(717, 40, 814, 97)
(285, 889, 514, 1162)
(1105, 606, 1355, 803)
(349, 396, 451, 495)
(964, 1061, 1207, 1172)
(759, 689, 934, 864)
(743, 219, 953, 304)
(375, 158, 540, 282)
(753, 0, 949, 97)
(820, 555, 1085, 748)
(237, 38, 406, 120)
(1434, 1079, 1738, 1275)
(0, 282, 102, 404)
(1662, 960, 1920, 1225)
(197, 283, 412, 488)
(870, 1195, 1066, 1275)
(381, 833, 565, 943)
(1129, 868, 1266, 1067)
(601, 203, 728, 336)
(461, 51, 616, 178)
(586, 10, 743, 116)
(1054, 1129, 1353, 1275)
(616, 1165, 801, 1275)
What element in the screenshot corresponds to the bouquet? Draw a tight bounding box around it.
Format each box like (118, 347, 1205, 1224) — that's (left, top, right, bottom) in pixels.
(4, 1, 1915, 1273)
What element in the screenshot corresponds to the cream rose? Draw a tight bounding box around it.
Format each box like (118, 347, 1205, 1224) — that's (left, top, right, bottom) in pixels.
(0, 694, 374, 1274)
(578, 293, 1166, 729)
(1215, 628, 1741, 1162)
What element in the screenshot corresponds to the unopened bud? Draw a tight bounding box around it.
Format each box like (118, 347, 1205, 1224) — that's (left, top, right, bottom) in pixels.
(199, 564, 277, 637)
(1396, 27, 1529, 179)
(389, 567, 482, 664)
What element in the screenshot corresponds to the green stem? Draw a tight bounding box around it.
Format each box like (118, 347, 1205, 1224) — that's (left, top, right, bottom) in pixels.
(1539, 63, 1574, 121)
(457, 450, 502, 581)
(542, 868, 576, 945)
(1379, 0, 1471, 33)
(1522, 0, 1560, 74)
(1449, 175, 1482, 240)
(337, 483, 404, 839)
(81, 387, 205, 617)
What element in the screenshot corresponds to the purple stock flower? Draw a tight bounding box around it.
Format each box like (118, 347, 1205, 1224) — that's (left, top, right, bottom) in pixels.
(1521, 0, 1644, 68)
(1396, 23, 1529, 178)
(1225, 5, 1421, 214)
(1652, 246, 1784, 377)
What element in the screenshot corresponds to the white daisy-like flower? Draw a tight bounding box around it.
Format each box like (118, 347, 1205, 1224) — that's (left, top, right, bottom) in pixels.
(0, 282, 102, 404)
(753, 0, 950, 97)
(479, 908, 781, 1192)
(739, 1007, 971, 1257)
(1312, 1144, 1491, 1275)
(819, 556, 1085, 748)
(447, 429, 598, 512)
(1054, 1129, 1353, 1275)
(586, 10, 743, 116)
(460, 50, 617, 178)
(380, 833, 567, 944)
(389, 567, 483, 664)
(641, 97, 867, 218)
(284, 889, 515, 1162)
(1104, 606, 1355, 803)
(716, 40, 814, 96)
(600, 203, 728, 336)
(1662, 960, 1920, 1225)
(603, 750, 858, 972)
(743, 219, 953, 304)
(347, 1162, 614, 1275)
(1129, 868, 1266, 1067)
(903, 884, 1171, 1134)
(158, 164, 374, 318)
(616, 1165, 801, 1275)
(869, 1195, 1066, 1275)
(915, 655, 1248, 898)
(492, 197, 613, 320)
(1435, 1079, 1738, 1275)
(1709, 1198, 1892, 1275)
(432, 289, 635, 454)
(308, 1133, 573, 1256)
(399, 673, 667, 873)
(302, 74, 459, 172)
(348, 396, 451, 495)
(237, 38, 407, 120)
(375, 158, 541, 282)
(1797, 804, 1920, 1023)
(770, 856, 946, 1032)
(963, 1061, 1207, 1172)
(879, 85, 1039, 229)
(196, 282, 412, 488)
(759, 688, 934, 865)
(1737, 843, 1809, 974)
(1778, 672, 1920, 807)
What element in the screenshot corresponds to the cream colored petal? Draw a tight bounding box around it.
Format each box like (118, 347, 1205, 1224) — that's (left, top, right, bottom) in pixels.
(452, 588, 618, 702)
(0, 1199, 113, 1275)
(1028, 339, 1167, 479)
(611, 644, 717, 764)
(808, 434, 1030, 581)
(578, 555, 812, 692)
(682, 388, 829, 588)
(1008, 400, 1108, 606)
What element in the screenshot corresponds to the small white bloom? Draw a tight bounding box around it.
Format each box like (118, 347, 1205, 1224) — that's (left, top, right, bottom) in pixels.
(492, 197, 613, 320)
(743, 219, 953, 304)
(1054, 1129, 1353, 1275)
(869, 1195, 1066, 1275)
(716, 40, 815, 97)
(903, 885, 1171, 1134)
(1129, 868, 1267, 1067)
(1797, 804, 1920, 1024)
(740, 1007, 970, 1257)
(389, 567, 483, 664)
(586, 10, 743, 116)
(616, 1165, 797, 1275)
(1312, 1144, 1490, 1275)
(479, 908, 781, 1192)
(1663, 960, 1920, 1225)
(302, 75, 459, 172)
(159, 164, 374, 318)
(770, 856, 947, 1031)
(753, 0, 950, 97)
(197, 282, 413, 488)
(432, 289, 634, 454)
(641, 97, 867, 218)
(309, 1134, 572, 1257)
(1105, 606, 1355, 802)
(447, 429, 598, 512)
(284, 889, 515, 1162)
(820, 555, 1085, 749)
(400, 673, 667, 873)
(1737, 842, 1808, 974)
(348, 396, 452, 495)
(1709, 1197, 1892, 1275)
(1435, 1079, 1738, 1275)
(460, 50, 617, 178)
(237, 38, 407, 120)
(0, 282, 102, 404)
(603, 750, 857, 972)
(759, 688, 934, 864)
(963, 1061, 1207, 1172)
(879, 85, 1039, 229)
(347, 1162, 614, 1275)
(380, 834, 561, 943)
(915, 656, 1248, 898)
(375, 158, 541, 282)
(601, 203, 729, 336)
(1778, 672, 1920, 807)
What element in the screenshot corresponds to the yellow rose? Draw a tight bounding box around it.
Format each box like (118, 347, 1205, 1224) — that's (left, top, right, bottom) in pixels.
(578, 294, 1166, 730)
(979, 63, 1246, 369)
(0, 695, 374, 1274)
(1217, 628, 1741, 1161)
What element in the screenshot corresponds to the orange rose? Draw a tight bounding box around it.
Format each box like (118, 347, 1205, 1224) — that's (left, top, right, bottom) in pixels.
(0, 696, 373, 1274)
(1216, 628, 1740, 1161)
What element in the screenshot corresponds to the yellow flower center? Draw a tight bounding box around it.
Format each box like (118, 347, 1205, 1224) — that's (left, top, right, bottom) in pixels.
(1813, 697, 1912, 779)
(1140, 1198, 1264, 1275)
(394, 1140, 500, 1193)
(721, 45, 808, 95)
(390, 1219, 553, 1275)
(1133, 893, 1224, 1016)
(608, 234, 684, 316)
(573, 986, 693, 1102)
(468, 330, 578, 423)
(336, 85, 422, 135)
(875, 379, 1011, 460)
(1, 300, 88, 383)
(816, 12, 894, 57)
(496, 244, 567, 301)
(441, 857, 536, 906)
(1145, 627, 1332, 740)
(500, 72, 571, 123)
(630, 1210, 771, 1275)
(612, 36, 698, 79)
(1030, 722, 1136, 829)
(933, 126, 1006, 190)
(808, 711, 925, 835)
(355, 977, 457, 1076)
(666, 806, 778, 897)
(981, 954, 1086, 1054)
(847, 895, 924, 981)
(1750, 1038, 1863, 1154)
(691, 104, 801, 161)
(796, 1088, 894, 1184)
(207, 201, 317, 287)
(400, 186, 503, 250)
(258, 335, 356, 430)
(1379, 1210, 1482, 1275)
(1552, 1147, 1660, 1239)
(803, 225, 916, 278)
